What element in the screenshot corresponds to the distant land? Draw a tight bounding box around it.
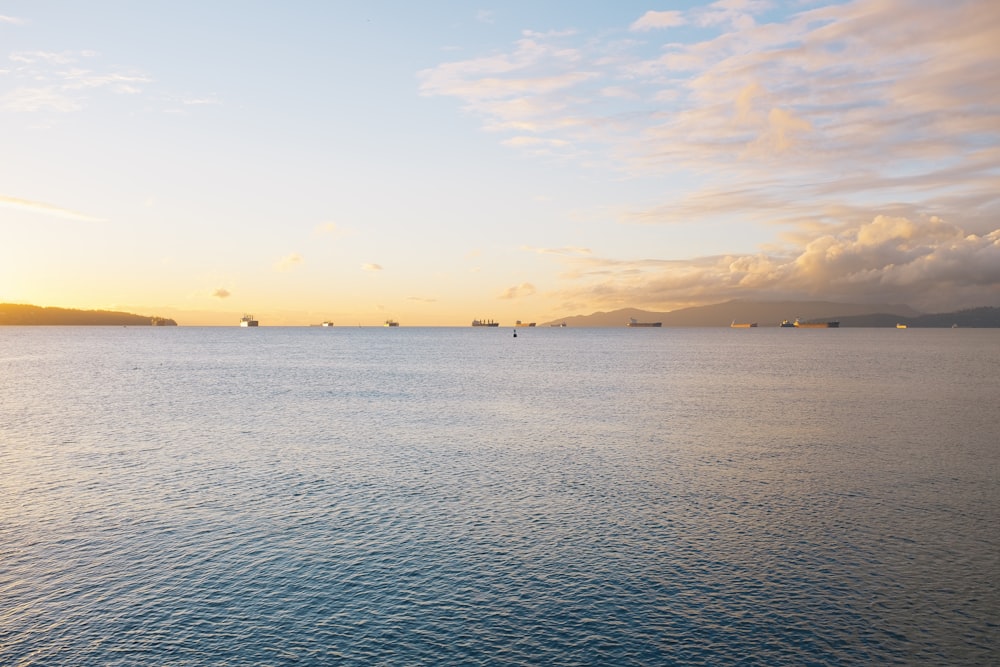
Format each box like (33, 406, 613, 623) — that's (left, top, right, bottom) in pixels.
(0, 304, 177, 326)
(542, 301, 1000, 328)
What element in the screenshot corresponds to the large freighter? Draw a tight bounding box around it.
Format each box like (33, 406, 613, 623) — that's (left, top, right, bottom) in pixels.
(626, 318, 662, 327)
(783, 318, 839, 328)
(471, 319, 499, 327)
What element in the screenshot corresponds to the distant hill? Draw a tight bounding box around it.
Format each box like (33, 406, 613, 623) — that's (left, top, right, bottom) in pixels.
(542, 300, 923, 327)
(0, 303, 177, 326)
(837, 307, 1000, 328)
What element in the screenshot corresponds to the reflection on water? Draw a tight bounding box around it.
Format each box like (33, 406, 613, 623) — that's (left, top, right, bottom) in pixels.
(1, 327, 997, 665)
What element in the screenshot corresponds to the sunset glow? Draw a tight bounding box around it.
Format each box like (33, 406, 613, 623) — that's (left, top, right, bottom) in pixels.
(2, 1, 997, 325)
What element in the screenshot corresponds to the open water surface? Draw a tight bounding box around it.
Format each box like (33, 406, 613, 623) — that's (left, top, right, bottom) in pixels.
(1, 326, 998, 665)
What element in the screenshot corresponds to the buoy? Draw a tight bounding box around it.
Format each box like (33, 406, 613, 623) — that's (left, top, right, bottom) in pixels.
(513, 329, 517, 337)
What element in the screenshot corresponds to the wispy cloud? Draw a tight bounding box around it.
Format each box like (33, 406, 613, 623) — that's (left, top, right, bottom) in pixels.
(498, 282, 537, 299)
(523, 245, 592, 256)
(1, 87, 81, 112)
(212, 288, 231, 299)
(275, 252, 304, 271)
(0, 14, 26, 25)
(1, 48, 217, 116)
(407, 296, 437, 303)
(0, 194, 105, 222)
(420, 0, 1000, 233)
(363, 263, 383, 271)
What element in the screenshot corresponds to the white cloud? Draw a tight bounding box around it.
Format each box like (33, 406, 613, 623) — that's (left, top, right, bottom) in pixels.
(363, 263, 383, 271)
(630, 11, 686, 32)
(0, 14, 26, 25)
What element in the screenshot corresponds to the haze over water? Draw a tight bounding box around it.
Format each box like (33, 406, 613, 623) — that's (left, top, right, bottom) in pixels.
(1, 326, 997, 665)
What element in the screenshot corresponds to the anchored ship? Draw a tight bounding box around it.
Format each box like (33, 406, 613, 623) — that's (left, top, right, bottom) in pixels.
(626, 318, 661, 327)
(472, 319, 499, 327)
(783, 318, 839, 328)
(240, 314, 259, 327)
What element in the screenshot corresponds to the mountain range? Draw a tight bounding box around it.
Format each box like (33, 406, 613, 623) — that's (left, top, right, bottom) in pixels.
(541, 301, 1000, 328)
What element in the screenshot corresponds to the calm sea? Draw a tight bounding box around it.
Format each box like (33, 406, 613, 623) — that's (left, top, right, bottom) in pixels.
(1, 326, 997, 666)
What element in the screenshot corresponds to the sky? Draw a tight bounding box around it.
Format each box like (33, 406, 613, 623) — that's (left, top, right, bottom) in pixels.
(1, 0, 998, 325)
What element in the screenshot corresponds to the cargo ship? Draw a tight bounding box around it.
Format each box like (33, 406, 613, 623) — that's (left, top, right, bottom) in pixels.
(730, 321, 758, 328)
(515, 320, 536, 327)
(788, 318, 839, 328)
(472, 319, 499, 327)
(240, 314, 259, 327)
(627, 318, 662, 327)
(384, 319, 399, 327)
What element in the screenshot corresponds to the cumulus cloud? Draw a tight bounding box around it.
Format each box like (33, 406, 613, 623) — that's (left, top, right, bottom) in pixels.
(498, 282, 537, 300)
(363, 263, 383, 271)
(545, 216, 1000, 312)
(212, 288, 231, 299)
(0, 194, 105, 221)
(275, 252, 304, 271)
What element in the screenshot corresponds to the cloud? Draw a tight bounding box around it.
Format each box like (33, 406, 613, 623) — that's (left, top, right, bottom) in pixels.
(420, 0, 1000, 230)
(523, 245, 592, 256)
(275, 252, 304, 271)
(1, 49, 215, 116)
(363, 263, 383, 271)
(1, 87, 82, 112)
(212, 288, 231, 299)
(0, 14, 26, 25)
(0, 194, 105, 221)
(314, 221, 351, 238)
(545, 216, 1000, 312)
(630, 11, 686, 31)
(498, 282, 537, 299)
(407, 296, 437, 303)
(9, 51, 80, 65)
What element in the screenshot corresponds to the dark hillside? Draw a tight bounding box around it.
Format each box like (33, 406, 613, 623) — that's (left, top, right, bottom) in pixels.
(0, 304, 177, 326)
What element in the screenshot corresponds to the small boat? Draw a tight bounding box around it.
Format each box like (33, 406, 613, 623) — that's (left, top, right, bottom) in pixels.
(780, 319, 796, 327)
(550, 322, 567, 327)
(627, 318, 661, 327)
(384, 319, 399, 327)
(321, 321, 334, 327)
(471, 319, 499, 327)
(240, 314, 259, 327)
(896, 323, 907, 329)
(730, 321, 758, 328)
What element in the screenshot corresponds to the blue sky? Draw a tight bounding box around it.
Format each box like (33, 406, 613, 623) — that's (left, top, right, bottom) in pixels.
(2, 0, 998, 324)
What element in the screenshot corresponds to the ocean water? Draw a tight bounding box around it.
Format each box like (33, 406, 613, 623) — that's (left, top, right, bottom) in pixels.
(1, 325, 997, 666)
